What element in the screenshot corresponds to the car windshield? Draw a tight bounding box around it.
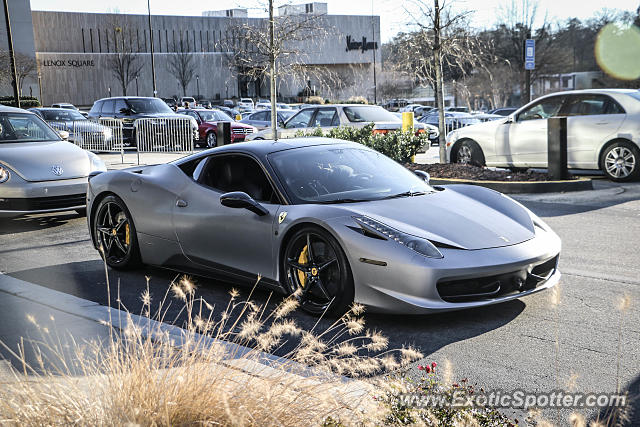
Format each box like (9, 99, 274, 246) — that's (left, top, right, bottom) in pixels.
(198, 110, 232, 121)
(268, 146, 433, 204)
(343, 106, 400, 123)
(41, 110, 86, 121)
(0, 112, 61, 143)
(126, 98, 173, 114)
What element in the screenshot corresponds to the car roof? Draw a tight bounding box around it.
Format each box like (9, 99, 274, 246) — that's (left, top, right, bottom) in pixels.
(0, 105, 35, 113)
(94, 96, 157, 102)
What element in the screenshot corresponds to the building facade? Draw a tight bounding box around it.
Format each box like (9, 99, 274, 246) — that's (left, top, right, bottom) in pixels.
(1, 2, 380, 106)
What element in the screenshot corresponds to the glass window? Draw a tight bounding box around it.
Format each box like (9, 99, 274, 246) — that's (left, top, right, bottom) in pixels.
(268, 146, 433, 204)
(125, 98, 173, 114)
(562, 95, 625, 116)
(252, 111, 268, 121)
(89, 101, 102, 115)
(343, 106, 400, 123)
(198, 154, 277, 204)
(0, 113, 61, 143)
(197, 110, 232, 122)
(310, 108, 338, 127)
(114, 99, 128, 114)
(41, 110, 86, 121)
(101, 100, 115, 115)
(517, 96, 565, 121)
(285, 108, 315, 128)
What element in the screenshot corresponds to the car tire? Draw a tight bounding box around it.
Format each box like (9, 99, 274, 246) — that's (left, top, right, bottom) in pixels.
(206, 131, 217, 148)
(452, 139, 485, 167)
(600, 140, 640, 182)
(282, 226, 354, 316)
(92, 195, 141, 270)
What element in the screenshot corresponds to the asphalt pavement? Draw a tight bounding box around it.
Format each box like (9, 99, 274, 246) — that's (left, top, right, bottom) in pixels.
(0, 176, 638, 425)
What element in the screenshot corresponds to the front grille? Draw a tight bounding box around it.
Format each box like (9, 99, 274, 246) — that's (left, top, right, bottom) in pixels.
(437, 255, 559, 303)
(0, 194, 86, 211)
(232, 127, 253, 135)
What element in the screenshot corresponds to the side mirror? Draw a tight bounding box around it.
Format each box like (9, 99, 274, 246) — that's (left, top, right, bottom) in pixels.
(414, 170, 430, 184)
(220, 191, 268, 216)
(57, 129, 69, 141)
(505, 115, 515, 124)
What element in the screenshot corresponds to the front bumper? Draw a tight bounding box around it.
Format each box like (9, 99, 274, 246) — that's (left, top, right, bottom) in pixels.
(0, 176, 88, 216)
(334, 219, 562, 314)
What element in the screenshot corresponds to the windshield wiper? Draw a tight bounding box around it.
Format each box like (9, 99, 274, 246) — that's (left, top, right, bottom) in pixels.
(380, 190, 429, 200)
(316, 198, 369, 204)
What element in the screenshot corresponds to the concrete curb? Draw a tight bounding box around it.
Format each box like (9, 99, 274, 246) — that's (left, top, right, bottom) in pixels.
(0, 273, 333, 381)
(429, 177, 593, 194)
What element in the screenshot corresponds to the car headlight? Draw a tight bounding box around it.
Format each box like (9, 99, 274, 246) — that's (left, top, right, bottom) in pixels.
(353, 216, 443, 259)
(87, 152, 107, 172)
(0, 165, 10, 183)
(102, 127, 113, 140)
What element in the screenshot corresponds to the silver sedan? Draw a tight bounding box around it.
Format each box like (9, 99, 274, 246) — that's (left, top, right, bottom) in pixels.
(0, 106, 106, 217)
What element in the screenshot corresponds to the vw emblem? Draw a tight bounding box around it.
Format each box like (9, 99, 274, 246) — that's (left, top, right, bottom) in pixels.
(51, 165, 64, 176)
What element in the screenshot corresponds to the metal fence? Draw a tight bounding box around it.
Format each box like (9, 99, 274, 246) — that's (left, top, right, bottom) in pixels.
(135, 117, 194, 155)
(72, 119, 123, 151)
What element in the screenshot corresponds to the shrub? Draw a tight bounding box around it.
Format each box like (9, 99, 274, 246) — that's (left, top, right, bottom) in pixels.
(297, 124, 429, 163)
(0, 97, 41, 108)
(306, 96, 325, 104)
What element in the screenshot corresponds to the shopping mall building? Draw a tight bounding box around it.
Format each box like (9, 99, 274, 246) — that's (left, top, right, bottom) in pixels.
(1, 1, 380, 106)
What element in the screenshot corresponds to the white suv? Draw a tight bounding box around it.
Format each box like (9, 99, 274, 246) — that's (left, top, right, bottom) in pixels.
(446, 89, 640, 181)
(238, 98, 254, 110)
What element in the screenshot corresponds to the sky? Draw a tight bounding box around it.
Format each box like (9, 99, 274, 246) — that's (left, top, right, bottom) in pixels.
(30, 0, 640, 42)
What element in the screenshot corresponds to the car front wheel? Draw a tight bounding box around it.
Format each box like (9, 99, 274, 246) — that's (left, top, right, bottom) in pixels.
(206, 132, 217, 148)
(600, 141, 640, 182)
(93, 195, 140, 269)
(452, 139, 485, 167)
(282, 226, 354, 316)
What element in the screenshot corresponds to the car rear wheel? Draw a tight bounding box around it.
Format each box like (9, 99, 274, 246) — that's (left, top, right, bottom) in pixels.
(600, 141, 640, 182)
(206, 131, 217, 148)
(452, 139, 485, 167)
(93, 195, 140, 269)
(282, 226, 354, 316)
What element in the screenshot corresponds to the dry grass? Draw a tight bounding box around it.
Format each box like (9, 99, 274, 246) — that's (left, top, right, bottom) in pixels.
(0, 274, 425, 426)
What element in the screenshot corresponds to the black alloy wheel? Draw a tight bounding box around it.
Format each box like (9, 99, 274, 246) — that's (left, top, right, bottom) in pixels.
(206, 131, 217, 148)
(93, 195, 140, 269)
(282, 227, 354, 316)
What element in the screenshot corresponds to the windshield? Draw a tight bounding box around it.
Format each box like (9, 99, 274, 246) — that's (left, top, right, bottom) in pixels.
(268, 146, 432, 204)
(198, 110, 232, 121)
(41, 110, 86, 121)
(343, 106, 400, 123)
(0, 113, 61, 143)
(126, 98, 173, 114)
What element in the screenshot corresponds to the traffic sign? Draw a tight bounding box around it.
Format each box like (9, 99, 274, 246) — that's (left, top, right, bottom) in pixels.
(525, 39, 535, 70)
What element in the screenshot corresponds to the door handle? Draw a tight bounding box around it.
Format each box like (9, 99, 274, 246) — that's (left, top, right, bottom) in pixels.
(176, 199, 188, 208)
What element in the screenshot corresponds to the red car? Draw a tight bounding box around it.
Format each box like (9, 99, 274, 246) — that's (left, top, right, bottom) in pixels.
(177, 109, 257, 147)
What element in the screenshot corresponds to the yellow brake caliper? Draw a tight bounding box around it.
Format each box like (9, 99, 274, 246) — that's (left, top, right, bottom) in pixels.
(125, 223, 130, 246)
(297, 245, 308, 287)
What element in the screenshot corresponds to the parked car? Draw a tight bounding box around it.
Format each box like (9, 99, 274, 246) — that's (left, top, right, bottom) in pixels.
(176, 108, 257, 147)
(255, 102, 271, 110)
(0, 105, 106, 217)
(237, 98, 255, 110)
(87, 96, 197, 147)
(240, 109, 296, 130)
(51, 102, 88, 117)
(488, 107, 517, 116)
(247, 104, 431, 141)
(472, 113, 505, 122)
(223, 99, 235, 108)
(420, 111, 481, 133)
(161, 98, 177, 109)
(446, 106, 469, 113)
(383, 99, 410, 112)
(29, 107, 113, 145)
(86, 137, 561, 315)
(276, 103, 291, 110)
(446, 89, 640, 181)
(216, 106, 242, 121)
(414, 105, 434, 117)
(399, 104, 424, 113)
(180, 96, 196, 107)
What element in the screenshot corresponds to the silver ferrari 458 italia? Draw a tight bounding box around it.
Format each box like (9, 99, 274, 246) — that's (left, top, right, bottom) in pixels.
(86, 137, 561, 315)
(0, 105, 106, 217)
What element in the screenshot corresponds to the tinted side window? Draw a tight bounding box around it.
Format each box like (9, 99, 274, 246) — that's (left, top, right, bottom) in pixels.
(311, 108, 338, 127)
(114, 99, 128, 115)
(253, 111, 268, 121)
(89, 101, 102, 115)
(198, 155, 278, 204)
(286, 109, 315, 128)
(518, 96, 565, 121)
(101, 100, 115, 115)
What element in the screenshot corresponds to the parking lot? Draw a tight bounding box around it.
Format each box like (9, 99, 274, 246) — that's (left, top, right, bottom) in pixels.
(0, 170, 638, 424)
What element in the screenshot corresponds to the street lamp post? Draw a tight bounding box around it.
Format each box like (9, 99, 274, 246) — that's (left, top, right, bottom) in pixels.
(135, 74, 139, 96)
(38, 72, 43, 106)
(3, 0, 21, 108)
(147, 0, 157, 97)
(196, 75, 200, 100)
(108, 87, 111, 98)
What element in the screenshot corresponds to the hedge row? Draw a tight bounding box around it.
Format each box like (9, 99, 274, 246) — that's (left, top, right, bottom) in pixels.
(296, 123, 429, 163)
(0, 97, 41, 108)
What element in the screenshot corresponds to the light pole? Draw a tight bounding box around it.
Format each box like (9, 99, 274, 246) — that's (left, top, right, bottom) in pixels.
(147, 0, 157, 97)
(135, 74, 139, 96)
(37, 72, 43, 106)
(196, 75, 199, 100)
(108, 87, 111, 98)
(3, 0, 20, 108)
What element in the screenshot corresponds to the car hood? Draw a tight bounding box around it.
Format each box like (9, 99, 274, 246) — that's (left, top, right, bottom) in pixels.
(51, 120, 107, 132)
(347, 187, 535, 250)
(0, 141, 90, 182)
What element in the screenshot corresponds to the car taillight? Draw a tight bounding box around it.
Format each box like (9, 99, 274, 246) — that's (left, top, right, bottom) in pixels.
(372, 129, 388, 135)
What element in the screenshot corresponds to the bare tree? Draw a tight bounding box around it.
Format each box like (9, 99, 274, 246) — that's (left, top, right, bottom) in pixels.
(221, 2, 332, 138)
(0, 51, 36, 96)
(167, 36, 196, 97)
(105, 22, 143, 96)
